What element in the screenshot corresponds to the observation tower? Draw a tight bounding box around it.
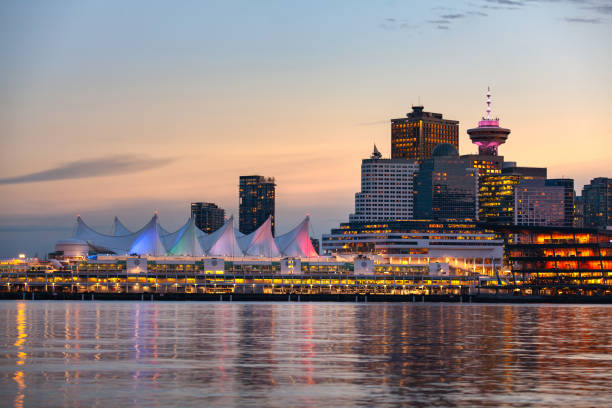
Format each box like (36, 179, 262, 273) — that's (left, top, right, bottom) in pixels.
(467, 88, 511, 156)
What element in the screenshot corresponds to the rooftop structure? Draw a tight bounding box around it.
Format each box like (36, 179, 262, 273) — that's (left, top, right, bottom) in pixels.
(467, 88, 511, 156)
(59, 213, 318, 259)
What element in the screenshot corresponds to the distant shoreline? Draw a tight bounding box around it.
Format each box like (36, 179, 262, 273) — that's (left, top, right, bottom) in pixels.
(2, 292, 612, 304)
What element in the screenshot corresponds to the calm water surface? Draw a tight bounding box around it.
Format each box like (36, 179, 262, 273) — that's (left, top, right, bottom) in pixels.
(0, 301, 611, 407)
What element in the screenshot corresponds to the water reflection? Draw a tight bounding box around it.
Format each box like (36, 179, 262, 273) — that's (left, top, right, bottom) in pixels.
(0, 302, 611, 407)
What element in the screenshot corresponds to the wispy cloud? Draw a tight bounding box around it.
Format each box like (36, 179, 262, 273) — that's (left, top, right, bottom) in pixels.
(564, 16, 603, 23)
(485, 0, 524, 6)
(437, 25, 450, 30)
(0, 155, 175, 185)
(379, 18, 418, 31)
(441, 13, 465, 19)
(590, 5, 612, 14)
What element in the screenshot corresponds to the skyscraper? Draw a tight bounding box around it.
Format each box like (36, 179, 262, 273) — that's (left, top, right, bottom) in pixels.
(413, 143, 479, 221)
(391, 106, 459, 161)
(239, 175, 276, 235)
(545, 178, 575, 227)
(191, 202, 225, 233)
(582, 177, 612, 228)
(350, 145, 419, 222)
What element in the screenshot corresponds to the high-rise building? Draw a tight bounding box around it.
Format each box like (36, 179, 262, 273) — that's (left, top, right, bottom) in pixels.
(391, 106, 459, 161)
(479, 174, 520, 225)
(582, 177, 612, 228)
(191, 202, 225, 233)
(514, 180, 565, 226)
(574, 196, 584, 228)
(480, 175, 567, 227)
(413, 143, 479, 221)
(478, 162, 548, 225)
(239, 175, 276, 235)
(350, 145, 419, 222)
(545, 178, 575, 227)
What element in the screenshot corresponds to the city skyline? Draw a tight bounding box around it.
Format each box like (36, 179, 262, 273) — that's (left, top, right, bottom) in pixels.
(1, 0, 611, 257)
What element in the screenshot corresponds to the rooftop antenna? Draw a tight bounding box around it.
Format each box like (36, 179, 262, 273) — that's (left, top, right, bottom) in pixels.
(486, 86, 491, 120)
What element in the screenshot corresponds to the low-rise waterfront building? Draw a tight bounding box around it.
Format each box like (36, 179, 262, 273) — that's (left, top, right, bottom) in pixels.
(322, 220, 503, 276)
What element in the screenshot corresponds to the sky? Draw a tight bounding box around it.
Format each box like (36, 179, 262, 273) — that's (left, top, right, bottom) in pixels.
(1, 0, 611, 257)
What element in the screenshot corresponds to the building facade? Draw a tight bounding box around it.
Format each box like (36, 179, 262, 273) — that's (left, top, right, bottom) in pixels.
(514, 180, 565, 226)
(239, 175, 276, 235)
(545, 178, 575, 227)
(391, 106, 459, 161)
(191, 202, 225, 233)
(322, 220, 504, 276)
(413, 144, 478, 221)
(582, 177, 612, 229)
(349, 145, 419, 222)
(486, 224, 612, 293)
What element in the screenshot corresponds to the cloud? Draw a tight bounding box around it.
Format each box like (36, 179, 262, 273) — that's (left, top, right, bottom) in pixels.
(485, 0, 524, 5)
(428, 19, 452, 24)
(564, 16, 603, 23)
(437, 25, 450, 29)
(441, 13, 465, 19)
(0, 155, 175, 185)
(591, 5, 612, 14)
(468, 11, 489, 16)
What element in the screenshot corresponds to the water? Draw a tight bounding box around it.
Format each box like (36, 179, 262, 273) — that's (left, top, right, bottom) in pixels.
(0, 301, 611, 408)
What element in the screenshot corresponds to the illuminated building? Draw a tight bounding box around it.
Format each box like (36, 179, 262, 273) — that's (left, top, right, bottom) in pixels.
(486, 224, 612, 294)
(413, 144, 479, 221)
(514, 180, 565, 226)
(350, 145, 419, 222)
(480, 176, 566, 226)
(479, 174, 521, 224)
(239, 175, 276, 235)
(191, 202, 225, 233)
(461, 89, 505, 179)
(322, 220, 504, 276)
(0, 255, 482, 296)
(575, 196, 584, 228)
(391, 106, 459, 161)
(582, 177, 612, 229)
(544, 178, 576, 227)
(466, 88, 510, 156)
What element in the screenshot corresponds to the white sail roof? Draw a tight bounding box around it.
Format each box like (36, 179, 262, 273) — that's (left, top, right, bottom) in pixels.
(203, 216, 243, 257)
(168, 218, 205, 257)
(160, 218, 191, 249)
(238, 216, 281, 257)
(111, 217, 132, 236)
(128, 214, 167, 256)
(275, 216, 318, 257)
(74, 216, 143, 254)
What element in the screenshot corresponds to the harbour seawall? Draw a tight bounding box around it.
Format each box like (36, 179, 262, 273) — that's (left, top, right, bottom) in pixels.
(2, 292, 612, 304)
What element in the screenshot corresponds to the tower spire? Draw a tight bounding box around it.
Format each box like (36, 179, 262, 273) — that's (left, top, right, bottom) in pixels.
(486, 86, 491, 120)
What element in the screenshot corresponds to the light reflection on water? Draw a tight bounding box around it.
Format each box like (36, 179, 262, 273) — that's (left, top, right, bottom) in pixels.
(0, 301, 611, 407)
